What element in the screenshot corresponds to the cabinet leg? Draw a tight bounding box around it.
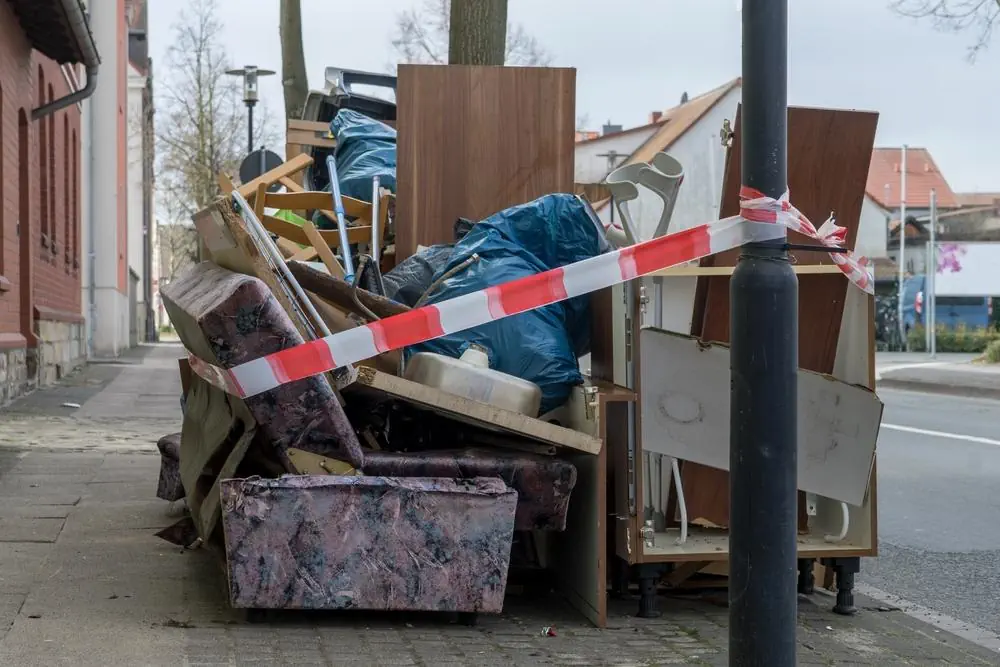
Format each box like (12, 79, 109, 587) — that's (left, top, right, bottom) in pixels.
(635, 564, 663, 618)
(797, 558, 815, 595)
(822, 557, 860, 616)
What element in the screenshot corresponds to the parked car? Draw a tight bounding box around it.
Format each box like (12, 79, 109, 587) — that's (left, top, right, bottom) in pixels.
(901, 275, 993, 332)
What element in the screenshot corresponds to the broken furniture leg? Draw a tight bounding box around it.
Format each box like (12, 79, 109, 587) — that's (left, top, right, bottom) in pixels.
(822, 557, 860, 615)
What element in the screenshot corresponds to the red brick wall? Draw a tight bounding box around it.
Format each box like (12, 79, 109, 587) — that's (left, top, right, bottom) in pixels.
(0, 2, 84, 345)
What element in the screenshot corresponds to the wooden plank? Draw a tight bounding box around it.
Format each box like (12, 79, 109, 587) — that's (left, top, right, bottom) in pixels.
(351, 366, 603, 455)
(286, 119, 337, 149)
(289, 246, 318, 262)
(302, 220, 346, 279)
(260, 214, 371, 249)
(288, 260, 411, 320)
(679, 106, 879, 528)
(639, 328, 882, 506)
(264, 190, 372, 221)
(236, 153, 312, 198)
(395, 65, 576, 261)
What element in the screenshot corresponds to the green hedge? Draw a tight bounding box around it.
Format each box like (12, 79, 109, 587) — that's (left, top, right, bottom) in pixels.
(907, 325, 1000, 353)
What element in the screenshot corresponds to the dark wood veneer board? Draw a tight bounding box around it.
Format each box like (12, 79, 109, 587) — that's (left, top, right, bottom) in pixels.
(680, 106, 880, 529)
(395, 65, 576, 260)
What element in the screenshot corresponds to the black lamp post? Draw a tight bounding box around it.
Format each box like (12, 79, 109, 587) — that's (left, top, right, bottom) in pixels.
(225, 65, 276, 155)
(729, 0, 797, 665)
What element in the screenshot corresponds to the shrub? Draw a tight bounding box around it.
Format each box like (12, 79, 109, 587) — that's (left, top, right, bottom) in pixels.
(985, 339, 1000, 364)
(908, 324, 1000, 354)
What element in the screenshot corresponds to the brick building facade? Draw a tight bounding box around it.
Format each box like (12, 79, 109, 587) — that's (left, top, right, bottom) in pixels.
(0, 0, 98, 403)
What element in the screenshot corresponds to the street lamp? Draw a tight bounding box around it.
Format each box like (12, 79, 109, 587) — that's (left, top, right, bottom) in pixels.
(225, 65, 276, 155)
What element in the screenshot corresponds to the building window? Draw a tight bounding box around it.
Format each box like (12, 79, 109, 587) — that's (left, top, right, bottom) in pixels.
(48, 84, 56, 258)
(38, 68, 48, 249)
(72, 130, 78, 270)
(64, 115, 70, 271)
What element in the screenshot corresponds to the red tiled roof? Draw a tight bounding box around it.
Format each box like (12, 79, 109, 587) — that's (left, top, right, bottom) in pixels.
(866, 147, 958, 210)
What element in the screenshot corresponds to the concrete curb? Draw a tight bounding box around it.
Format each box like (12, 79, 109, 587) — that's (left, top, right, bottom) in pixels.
(877, 378, 1000, 400)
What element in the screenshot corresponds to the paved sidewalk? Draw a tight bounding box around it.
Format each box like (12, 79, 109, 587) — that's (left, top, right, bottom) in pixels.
(0, 346, 997, 666)
(878, 361, 1000, 398)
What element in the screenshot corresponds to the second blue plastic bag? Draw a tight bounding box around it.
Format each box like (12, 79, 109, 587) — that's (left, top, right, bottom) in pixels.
(407, 194, 609, 414)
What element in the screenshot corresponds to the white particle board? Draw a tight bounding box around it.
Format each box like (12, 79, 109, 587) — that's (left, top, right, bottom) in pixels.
(638, 327, 882, 506)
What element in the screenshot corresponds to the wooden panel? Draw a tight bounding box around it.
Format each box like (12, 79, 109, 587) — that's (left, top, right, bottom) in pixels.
(681, 106, 880, 528)
(350, 366, 602, 455)
(395, 65, 576, 260)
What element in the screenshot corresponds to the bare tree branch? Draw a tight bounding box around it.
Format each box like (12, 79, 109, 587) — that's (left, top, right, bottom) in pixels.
(388, 0, 552, 70)
(892, 0, 1000, 59)
(155, 0, 279, 225)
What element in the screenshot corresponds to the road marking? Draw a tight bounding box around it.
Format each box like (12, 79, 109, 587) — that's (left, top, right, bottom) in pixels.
(882, 423, 1000, 447)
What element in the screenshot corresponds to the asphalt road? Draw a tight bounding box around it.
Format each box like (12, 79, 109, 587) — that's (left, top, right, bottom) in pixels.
(862, 387, 1000, 636)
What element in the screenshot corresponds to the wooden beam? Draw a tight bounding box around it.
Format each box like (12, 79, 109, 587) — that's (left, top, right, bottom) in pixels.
(236, 153, 312, 198)
(353, 366, 603, 455)
(260, 214, 372, 249)
(286, 119, 337, 149)
(302, 220, 346, 280)
(265, 189, 372, 222)
(290, 246, 319, 262)
(288, 260, 410, 320)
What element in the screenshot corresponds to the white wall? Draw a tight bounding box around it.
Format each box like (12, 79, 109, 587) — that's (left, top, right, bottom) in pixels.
(126, 66, 146, 331)
(596, 86, 739, 238)
(856, 194, 888, 259)
(593, 86, 741, 335)
(88, 0, 129, 357)
(574, 126, 660, 184)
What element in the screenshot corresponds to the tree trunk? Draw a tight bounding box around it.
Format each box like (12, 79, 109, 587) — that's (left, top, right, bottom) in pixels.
(448, 0, 508, 65)
(279, 0, 309, 120)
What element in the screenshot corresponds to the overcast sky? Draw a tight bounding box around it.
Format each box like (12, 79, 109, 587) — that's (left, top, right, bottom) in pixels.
(148, 0, 1000, 193)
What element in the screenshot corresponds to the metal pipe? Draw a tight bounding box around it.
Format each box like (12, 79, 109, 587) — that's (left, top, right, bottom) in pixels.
(33, 65, 99, 120)
(31, 0, 101, 120)
(325, 155, 355, 281)
(371, 176, 382, 262)
(730, 0, 798, 664)
(898, 145, 908, 349)
(924, 190, 937, 359)
(247, 103, 255, 156)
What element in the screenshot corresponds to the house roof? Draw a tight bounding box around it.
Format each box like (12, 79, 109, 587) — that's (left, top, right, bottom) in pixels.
(866, 147, 958, 210)
(575, 118, 668, 146)
(955, 192, 1000, 208)
(7, 0, 100, 66)
(626, 77, 741, 167)
(592, 77, 742, 212)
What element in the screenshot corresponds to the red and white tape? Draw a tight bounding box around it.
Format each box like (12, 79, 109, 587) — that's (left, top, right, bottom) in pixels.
(188, 189, 874, 398)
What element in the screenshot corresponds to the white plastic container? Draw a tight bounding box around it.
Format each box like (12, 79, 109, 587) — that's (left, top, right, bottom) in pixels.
(403, 345, 543, 416)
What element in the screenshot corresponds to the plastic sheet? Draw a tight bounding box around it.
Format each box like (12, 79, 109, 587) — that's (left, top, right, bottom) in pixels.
(408, 194, 609, 413)
(381, 218, 476, 307)
(329, 109, 396, 203)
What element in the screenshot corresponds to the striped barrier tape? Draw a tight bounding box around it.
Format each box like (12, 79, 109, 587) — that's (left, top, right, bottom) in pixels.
(188, 188, 874, 398)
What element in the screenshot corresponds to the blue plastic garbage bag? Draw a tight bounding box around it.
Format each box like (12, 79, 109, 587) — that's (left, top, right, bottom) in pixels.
(407, 194, 609, 414)
(329, 109, 396, 202)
